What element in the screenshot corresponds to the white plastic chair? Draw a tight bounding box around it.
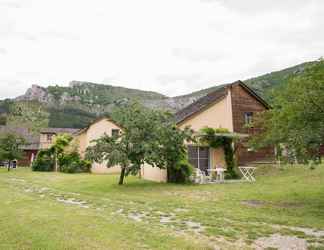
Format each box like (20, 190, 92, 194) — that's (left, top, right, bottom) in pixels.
(195, 168, 204, 184)
(215, 165, 226, 182)
(195, 168, 211, 184)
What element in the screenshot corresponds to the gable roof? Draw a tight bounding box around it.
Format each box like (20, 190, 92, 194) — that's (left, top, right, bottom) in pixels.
(236, 81, 270, 109)
(40, 128, 80, 135)
(75, 117, 121, 136)
(0, 126, 40, 150)
(175, 85, 228, 124)
(175, 80, 270, 124)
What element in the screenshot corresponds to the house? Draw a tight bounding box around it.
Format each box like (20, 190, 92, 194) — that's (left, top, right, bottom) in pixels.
(141, 80, 274, 182)
(0, 126, 80, 166)
(74, 80, 273, 182)
(0, 126, 39, 166)
(73, 118, 121, 174)
(39, 128, 80, 150)
(176, 80, 273, 166)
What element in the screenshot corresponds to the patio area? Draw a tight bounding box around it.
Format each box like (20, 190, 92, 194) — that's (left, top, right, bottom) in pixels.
(194, 166, 256, 184)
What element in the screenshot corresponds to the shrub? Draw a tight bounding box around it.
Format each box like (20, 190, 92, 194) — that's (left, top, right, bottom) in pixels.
(167, 158, 193, 184)
(32, 149, 54, 172)
(59, 151, 91, 173)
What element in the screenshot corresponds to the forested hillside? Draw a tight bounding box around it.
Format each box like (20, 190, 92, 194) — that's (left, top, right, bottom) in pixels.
(0, 60, 321, 131)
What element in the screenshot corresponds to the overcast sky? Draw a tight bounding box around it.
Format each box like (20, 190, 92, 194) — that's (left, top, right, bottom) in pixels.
(0, 0, 323, 99)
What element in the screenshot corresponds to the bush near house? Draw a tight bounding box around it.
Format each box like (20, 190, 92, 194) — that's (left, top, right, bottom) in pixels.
(32, 134, 91, 173)
(32, 149, 55, 172)
(167, 156, 193, 183)
(59, 151, 91, 173)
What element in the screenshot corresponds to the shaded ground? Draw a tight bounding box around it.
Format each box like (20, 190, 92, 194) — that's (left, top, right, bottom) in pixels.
(0, 165, 324, 249)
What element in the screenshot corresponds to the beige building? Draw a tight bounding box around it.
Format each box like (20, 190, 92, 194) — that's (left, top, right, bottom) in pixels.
(39, 128, 79, 149)
(74, 117, 121, 174)
(74, 81, 272, 182)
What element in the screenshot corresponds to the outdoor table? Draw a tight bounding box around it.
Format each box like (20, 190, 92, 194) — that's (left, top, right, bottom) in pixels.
(239, 167, 256, 182)
(207, 168, 226, 182)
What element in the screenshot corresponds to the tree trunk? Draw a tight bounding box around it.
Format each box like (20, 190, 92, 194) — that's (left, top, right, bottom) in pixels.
(54, 151, 58, 172)
(119, 166, 126, 185)
(7, 161, 10, 172)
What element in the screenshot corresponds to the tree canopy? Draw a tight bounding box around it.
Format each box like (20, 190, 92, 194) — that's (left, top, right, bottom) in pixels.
(0, 133, 26, 171)
(86, 103, 194, 184)
(250, 59, 324, 162)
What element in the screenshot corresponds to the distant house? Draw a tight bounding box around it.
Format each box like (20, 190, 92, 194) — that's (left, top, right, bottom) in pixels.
(0, 126, 39, 166)
(0, 126, 80, 166)
(75, 80, 274, 182)
(39, 128, 80, 150)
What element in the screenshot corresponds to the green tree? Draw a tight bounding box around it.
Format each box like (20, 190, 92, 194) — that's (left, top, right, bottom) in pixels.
(49, 134, 73, 171)
(250, 59, 324, 162)
(0, 133, 26, 171)
(144, 113, 194, 183)
(86, 103, 161, 185)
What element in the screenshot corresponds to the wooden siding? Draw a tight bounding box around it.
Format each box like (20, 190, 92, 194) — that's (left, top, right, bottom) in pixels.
(230, 83, 274, 164)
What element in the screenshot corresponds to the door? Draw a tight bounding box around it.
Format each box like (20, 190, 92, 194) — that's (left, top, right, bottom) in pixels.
(187, 145, 210, 174)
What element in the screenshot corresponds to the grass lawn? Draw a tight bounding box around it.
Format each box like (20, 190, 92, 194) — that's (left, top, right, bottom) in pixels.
(0, 165, 324, 250)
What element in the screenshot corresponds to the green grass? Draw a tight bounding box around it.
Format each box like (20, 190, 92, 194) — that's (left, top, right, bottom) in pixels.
(0, 165, 324, 249)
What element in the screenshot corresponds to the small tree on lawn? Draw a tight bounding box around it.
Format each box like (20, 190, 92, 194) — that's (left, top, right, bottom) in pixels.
(144, 112, 195, 183)
(86, 134, 131, 185)
(86, 103, 158, 185)
(0, 133, 26, 171)
(86, 103, 195, 185)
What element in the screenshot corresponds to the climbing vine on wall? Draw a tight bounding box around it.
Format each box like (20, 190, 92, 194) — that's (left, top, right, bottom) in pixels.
(199, 127, 238, 179)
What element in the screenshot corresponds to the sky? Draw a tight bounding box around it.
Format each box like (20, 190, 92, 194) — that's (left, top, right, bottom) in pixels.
(0, 0, 323, 99)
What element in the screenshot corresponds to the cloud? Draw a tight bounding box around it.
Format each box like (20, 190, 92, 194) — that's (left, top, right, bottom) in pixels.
(0, 0, 323, 99)
(171, 48, 224, 62)
(0, 48, 7, 55)
(201, 0, 310, 14)
(0, 0, 24, 9)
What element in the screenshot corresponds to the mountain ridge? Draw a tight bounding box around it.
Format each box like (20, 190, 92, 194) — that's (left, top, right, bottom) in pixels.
(0, 60, 319, 130)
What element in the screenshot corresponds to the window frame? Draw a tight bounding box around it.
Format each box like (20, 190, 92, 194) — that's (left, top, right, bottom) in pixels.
(46, 134, 53, 142)
(187, 145, 210, 171)
(244, 112, 254, 126)
(111, 129, 120, 137)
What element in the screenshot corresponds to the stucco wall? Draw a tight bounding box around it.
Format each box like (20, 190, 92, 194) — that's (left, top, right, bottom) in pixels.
(178, 91, 234, 132)
(78, 118, 122, 174)
(86, 119, 120, 143)
(39, 133, 55, 149)
(75, 132, 87, 158)
(140, 163, 167, 183)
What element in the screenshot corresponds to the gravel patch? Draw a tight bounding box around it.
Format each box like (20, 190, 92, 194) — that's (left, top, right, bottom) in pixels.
(254, 234, 307, 250)
(174, 208, 189, 213)
(128, 212, 145, 222)
(56, 197, 89, 208)
(160, 216, 175, 224)
(185, 221, 205, 233)
(241, 200, 268, 207)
